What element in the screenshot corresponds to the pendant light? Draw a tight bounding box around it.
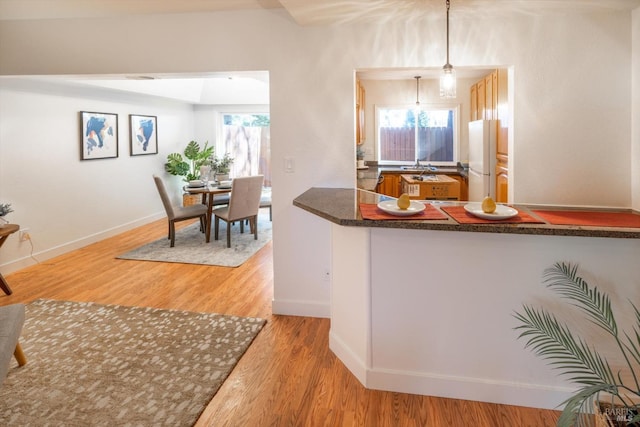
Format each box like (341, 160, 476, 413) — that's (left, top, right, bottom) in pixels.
(439, 0, 456, 98)
(414, 76, 421, 106)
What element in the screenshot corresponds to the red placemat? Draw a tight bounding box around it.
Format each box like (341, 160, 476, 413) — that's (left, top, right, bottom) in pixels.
(532, 210, 640, 228)
(441, 206, 545, 224)
(359, 203, 448, 220)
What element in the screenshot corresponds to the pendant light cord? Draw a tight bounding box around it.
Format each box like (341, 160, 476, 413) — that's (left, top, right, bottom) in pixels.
(415, 76, 421, 106)
(445, 0, 451, 67)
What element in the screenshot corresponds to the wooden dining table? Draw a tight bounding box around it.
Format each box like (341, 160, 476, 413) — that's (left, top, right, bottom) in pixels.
(183, 184, 232, 243)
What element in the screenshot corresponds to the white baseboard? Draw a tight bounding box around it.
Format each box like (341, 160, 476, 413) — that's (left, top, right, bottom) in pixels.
(329, 328, 572, 411)
(329, 330, 368, 385)
(0, 213, 164, 275)
(366, 369, 572, 411)
(271, 298, 330, 318)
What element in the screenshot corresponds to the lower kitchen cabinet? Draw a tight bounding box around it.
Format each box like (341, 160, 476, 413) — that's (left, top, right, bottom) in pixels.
(376, 172, 468, 200)
(376, 173, 401, 197)
(496, 164, 508, 203)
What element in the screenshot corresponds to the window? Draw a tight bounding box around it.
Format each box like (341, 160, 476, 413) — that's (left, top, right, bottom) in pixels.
(218, 113, 271, 186)
(376, 105, 459, 166)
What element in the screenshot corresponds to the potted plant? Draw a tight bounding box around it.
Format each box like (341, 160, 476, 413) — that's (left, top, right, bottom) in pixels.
(210, 152, 234, 182)
(514, 262, 640, 427)
(164, 140, 214, 183)
(356, 145, 366, 168)
(0, 203, 13, 227)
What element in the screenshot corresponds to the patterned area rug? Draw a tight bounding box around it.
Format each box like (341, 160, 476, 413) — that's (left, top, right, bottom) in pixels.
(117, 209, 272, 267)
(0, 299, 266, 426)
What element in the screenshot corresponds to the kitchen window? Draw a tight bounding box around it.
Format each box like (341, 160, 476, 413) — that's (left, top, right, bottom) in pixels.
(376, 105, 459, 166)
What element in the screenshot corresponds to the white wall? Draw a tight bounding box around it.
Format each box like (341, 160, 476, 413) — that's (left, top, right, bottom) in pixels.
(0, 8, 637, 317)
(0, 78, 194, 271)
(633, 7, 640, 211)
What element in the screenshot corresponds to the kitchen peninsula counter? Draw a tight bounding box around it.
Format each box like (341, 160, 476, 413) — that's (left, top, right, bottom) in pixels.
(294, 186, 640, 412)
(294, 187, 640, 239)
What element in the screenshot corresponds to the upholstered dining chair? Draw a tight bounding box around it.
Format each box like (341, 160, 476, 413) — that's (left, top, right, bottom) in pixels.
(153, 175, 207, 247)
(259, 188, 272, 221)
(213, 175, 264, 248)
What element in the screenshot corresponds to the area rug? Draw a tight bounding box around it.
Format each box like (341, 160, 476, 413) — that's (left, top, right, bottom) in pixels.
(0, 299, 266, 426)
(117, 209, 272, 267)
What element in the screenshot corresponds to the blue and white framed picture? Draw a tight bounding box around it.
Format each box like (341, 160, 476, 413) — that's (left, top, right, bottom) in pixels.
(80, 111, 118, 160)
(129, 114, 158, 156)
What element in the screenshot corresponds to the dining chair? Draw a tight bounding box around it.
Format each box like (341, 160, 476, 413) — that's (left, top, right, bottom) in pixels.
(213, 175, 264, 248)
(153, 175, 207, 247)
(259, 188, 272, 221)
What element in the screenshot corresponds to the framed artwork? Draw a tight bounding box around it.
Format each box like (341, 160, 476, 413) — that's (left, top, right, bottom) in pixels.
(80, 111, 118, 160)
(129, 114, 158, 156)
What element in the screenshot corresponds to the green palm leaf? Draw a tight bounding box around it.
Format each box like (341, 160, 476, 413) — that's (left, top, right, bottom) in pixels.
(514, 262, 640, 427)
(558, 385, 615, 427)
(543, 262, 617, 336)
(514, 306, 616, 386)
(624, 302, 640, 367)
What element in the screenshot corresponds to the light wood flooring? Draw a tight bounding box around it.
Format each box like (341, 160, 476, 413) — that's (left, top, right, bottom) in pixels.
(1, 217, 560, 426)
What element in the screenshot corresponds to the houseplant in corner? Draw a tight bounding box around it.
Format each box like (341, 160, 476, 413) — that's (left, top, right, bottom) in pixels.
(165, 140, 214, 183)
(514, 262, 640, 427)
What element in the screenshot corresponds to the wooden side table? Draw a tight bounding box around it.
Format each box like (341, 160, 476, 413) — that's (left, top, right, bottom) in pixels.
(0, 224, 19, 295)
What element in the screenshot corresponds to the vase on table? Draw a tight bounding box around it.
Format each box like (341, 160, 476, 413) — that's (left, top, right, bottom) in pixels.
(199, 165, 212, 183)
(0, 216, 7, 228)
(215, 173, 229, 183)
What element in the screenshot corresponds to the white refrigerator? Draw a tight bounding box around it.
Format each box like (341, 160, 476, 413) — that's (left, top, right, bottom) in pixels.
(467, 120, 498, 201)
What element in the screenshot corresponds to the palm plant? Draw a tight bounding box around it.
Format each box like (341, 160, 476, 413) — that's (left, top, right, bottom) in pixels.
(514, 262, 640, 427)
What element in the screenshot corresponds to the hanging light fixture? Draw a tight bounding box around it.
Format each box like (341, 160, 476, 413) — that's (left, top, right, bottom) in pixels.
(440, 0, 456, 98)
(414, 76, 421, 106)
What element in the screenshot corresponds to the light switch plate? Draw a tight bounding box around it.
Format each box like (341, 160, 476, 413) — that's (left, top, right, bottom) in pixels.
(284, 156, 295, 173)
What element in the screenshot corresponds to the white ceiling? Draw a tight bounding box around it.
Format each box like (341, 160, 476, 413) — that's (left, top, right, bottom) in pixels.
(1, 0, 638, 24)
(2, 0, 638, 103)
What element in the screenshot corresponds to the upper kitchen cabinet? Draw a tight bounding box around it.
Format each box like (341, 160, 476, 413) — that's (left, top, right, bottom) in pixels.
(484, 72, 497, 120)
(496, 69, 509, 166)
(470, 84, 478, 121)
(470, 70, 498, 121)
(356, 79, 366, 145)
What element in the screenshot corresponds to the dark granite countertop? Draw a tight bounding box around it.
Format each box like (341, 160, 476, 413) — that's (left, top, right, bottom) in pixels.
(293, 187, 640, 239)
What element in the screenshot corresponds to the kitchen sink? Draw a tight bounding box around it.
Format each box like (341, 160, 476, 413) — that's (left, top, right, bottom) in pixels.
(401, 166, 439, 172)
(410, 175, 439, 181)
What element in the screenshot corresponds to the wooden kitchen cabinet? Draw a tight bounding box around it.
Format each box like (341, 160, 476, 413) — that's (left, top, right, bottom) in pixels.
(449, 175, 468, 201)
(484, 72, 497, 120)
(496, 69, 509, 164)
(356, 79, 365, 145)
(376, 173, 401, 197)
(476, 78, 486, 121)
(470, 70, 497, 121)
(377, 172, 467, 200)
(495, 69, 509, 203)
(470, 69, 509, 202)
(496, 164, 508, 203)
(470, 84, 478, 122)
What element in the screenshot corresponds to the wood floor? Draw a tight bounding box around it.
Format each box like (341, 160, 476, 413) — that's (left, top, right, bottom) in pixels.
(0, 217, 560, 426)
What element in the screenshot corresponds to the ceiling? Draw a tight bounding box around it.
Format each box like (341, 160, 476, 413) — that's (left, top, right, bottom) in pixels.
(1, 0, 638, 25)
(2, 0, 638, 103)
